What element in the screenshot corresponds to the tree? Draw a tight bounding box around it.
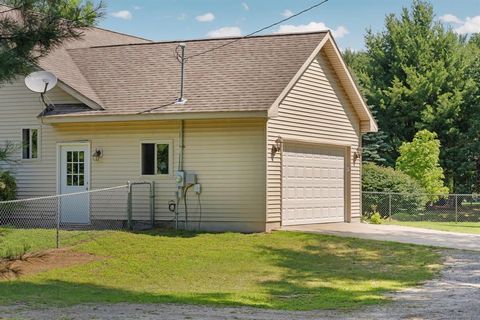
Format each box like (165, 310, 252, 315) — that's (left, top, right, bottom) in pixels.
(0, 0, 104, 83)
(345, 1, 478, 192)
(396, 130, 449, 196)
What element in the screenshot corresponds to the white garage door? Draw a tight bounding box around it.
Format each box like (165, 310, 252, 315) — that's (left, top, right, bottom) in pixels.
(282, 143, 345, 226)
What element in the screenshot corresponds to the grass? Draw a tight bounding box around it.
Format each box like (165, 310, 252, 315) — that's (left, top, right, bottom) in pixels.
(0, 227, 103, 258)
(388, 220, 480, 234)
(0, 229, 442, 310)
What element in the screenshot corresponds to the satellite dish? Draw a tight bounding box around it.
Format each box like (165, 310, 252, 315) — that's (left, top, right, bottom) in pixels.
(25, 71, 58, 93)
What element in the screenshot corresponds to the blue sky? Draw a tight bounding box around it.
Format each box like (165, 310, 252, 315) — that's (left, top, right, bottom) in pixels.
(100, 0, 480, 50)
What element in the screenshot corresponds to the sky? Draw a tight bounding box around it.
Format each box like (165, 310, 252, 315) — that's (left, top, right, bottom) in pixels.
(100, 0, 480, 50)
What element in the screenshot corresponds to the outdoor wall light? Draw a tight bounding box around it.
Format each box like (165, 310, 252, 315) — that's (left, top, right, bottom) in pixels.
(353, 147, 362, 165)
(271, 137, 283, 160)
(272, 137, 283, 154)
(92, 148, 103, 161)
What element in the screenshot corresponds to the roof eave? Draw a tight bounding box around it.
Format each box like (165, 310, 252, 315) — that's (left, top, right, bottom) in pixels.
(41, 110, 269, 124)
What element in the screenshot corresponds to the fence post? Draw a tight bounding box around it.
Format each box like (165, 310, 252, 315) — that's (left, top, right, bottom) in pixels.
(388, 193, 392, 221)
(127, 181, 133, 230)
(56, 203, 60, 249)
(455, 194, 458, 224)
(150, 182, 155, 228)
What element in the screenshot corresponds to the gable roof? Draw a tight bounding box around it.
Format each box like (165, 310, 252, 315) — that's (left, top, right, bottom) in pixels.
(1, 5, 375, 131)
(269, 32, 377, 132)
(52, 32, 328, 117)
(43, 31, 376, 132)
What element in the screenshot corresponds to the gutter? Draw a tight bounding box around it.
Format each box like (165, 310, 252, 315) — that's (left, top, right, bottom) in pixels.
(41, 110, 269, 124)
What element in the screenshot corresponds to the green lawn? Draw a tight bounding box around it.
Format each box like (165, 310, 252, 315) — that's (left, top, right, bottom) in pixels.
(0, 227, 103, 258)
(0, 229, 442, 310)
(388, 220, 480, 234)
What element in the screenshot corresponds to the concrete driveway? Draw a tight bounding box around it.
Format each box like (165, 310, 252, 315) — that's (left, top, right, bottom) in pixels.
(283, 223, 480, 251)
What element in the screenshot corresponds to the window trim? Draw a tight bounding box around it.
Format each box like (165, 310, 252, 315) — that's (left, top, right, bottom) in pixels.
(139, 140, 173, 177)
(20, 127, 41, 161)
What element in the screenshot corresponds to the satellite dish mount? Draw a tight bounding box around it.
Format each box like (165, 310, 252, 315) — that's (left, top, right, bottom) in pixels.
(24, 71, 58, 112)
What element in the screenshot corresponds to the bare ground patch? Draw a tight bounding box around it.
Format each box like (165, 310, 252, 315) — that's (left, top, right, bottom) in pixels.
(0, 248, 100, 280)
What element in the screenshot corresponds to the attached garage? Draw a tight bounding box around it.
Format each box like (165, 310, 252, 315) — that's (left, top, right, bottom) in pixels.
(266, 33, 378, 231)
(282, 143, 347, 226)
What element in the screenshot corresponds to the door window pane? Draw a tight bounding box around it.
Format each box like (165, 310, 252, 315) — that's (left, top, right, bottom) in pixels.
(66, 150, 86, 186)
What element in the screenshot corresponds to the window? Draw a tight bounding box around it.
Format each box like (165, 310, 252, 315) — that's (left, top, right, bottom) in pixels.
(141, 142, 171, 175)
(22, 128, 38, 160)
(66, 151, 85, 186)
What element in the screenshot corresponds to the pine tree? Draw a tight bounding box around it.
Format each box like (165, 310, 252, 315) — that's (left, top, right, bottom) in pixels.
(0, 0, 104, 83)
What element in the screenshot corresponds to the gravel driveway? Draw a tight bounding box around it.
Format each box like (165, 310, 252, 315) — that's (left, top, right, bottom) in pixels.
(0, 250, 478, 320)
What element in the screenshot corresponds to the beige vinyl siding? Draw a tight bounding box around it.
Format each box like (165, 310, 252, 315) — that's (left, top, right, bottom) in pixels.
(0, 77, 79, 196)
(0, 78, 267, 231)
(267, 50, 362, 223)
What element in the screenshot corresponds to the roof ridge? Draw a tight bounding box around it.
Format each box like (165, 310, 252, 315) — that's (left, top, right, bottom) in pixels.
(71, 30, 329, 50)
(61, 47, 105, 107)
(91, 26, 152, 42)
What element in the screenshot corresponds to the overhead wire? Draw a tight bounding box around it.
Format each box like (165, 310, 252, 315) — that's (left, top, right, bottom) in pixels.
(185, 0, 329, 61)
(139, 0, 331, 115)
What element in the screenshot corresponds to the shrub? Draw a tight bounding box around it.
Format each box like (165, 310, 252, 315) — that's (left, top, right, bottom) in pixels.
(396, 130, 449, 200)
(363, 162, 428, 217)
(0, 171, 16, 201)
(369, 211, 383, 224)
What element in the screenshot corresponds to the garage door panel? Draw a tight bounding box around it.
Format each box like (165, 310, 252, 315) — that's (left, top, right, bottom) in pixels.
(282, 143, 345, 226)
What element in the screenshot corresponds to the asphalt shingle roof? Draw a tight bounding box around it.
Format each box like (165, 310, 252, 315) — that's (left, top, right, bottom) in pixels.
(43, 32, 327, 116)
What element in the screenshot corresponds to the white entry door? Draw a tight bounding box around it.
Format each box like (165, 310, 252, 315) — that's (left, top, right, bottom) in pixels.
(59, 143, 90, 224)
(282, 143, 345, 226)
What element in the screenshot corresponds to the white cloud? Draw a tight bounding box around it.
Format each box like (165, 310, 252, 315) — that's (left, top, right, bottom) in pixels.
(196, 12, 215, 22)
(275, 22, 349, 38)
(282, 9, 293, 18)
(332, 26, 349, 38)
(177, 13, 187, 21)
(455, 16, 480, 34)
(207, 26, 242, 38)
(111, 10, 132, 20)
(439, 14, 480, 34)
(439, 14, 462, 24)
(242, 2, 249, 11)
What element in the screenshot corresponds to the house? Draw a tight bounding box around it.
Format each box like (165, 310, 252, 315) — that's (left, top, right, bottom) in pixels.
(0, 26, 377, 232)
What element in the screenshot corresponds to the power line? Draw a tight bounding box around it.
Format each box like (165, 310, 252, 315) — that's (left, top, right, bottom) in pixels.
(185, 0, 329, 60)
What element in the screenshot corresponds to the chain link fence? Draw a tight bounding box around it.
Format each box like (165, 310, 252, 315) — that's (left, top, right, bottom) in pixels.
(363, 191, 480, 223)
(0, 184, 154, 250)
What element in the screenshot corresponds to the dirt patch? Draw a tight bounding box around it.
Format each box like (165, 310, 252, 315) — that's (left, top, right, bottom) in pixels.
(0, 248, 100, 280)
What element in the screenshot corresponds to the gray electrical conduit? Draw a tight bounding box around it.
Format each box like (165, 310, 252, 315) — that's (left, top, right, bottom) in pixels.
(175, 120, 185, 230)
